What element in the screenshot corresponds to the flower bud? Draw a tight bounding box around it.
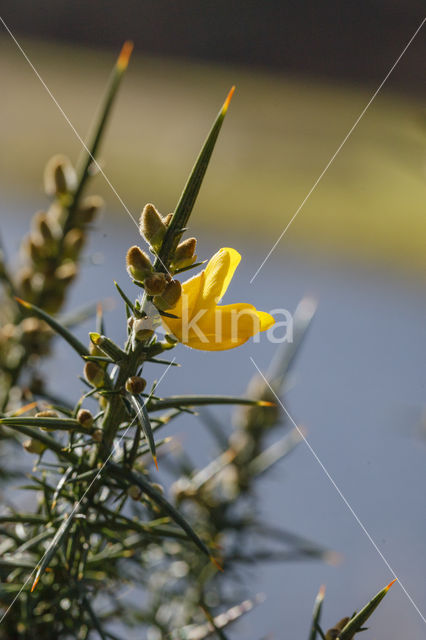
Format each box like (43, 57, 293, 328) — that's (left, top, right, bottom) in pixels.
(19, 319, 50, 356)
(44, 154, 77, 197)
(150, 483, 164, 495)
(32, 212, 59, 246)
(127, 485, 142, 500)
(126, 245, 152, 282)
(84, 362, 105, 387)
(23, 438, 46, 455)
(92, 428, 103, 442)
(153, 279, 182, 311)
(35, 409, 59, 431)
(125, 375, 147, 395)
(16, 267, 33, 297)
(20, 317, 49, 337)
(35, 410, 58, 418)
(55, 262, 78, 284)
(28, 237, 43, 263)
(133, 317, 155, 342)
(162, 213, 173, 226)
(172, 238, 197, 270)
(75, 195, 104, 225)
(325, 618, 350, 640)
(144, 272, 168, 296)
(147, 339, 174, 357)
(139, 204, 166, 250)
(77, 409, 94, 429)
(89, 340, 105, 360)
(63, 229, 85, 258)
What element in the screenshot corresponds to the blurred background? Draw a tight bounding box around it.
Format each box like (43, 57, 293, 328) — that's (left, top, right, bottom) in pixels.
(1, 1, 426, 638)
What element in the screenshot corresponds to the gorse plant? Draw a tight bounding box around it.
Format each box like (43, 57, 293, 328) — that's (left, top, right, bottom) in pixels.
(0, 43, 394, 639)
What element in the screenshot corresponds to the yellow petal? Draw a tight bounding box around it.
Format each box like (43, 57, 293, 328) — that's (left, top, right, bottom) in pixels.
(256, 310, 275, 332)
(162, 270, 205, 339)
(160, 246, 275, 351)
(181, 303, 274, 351)
(201, 248, 241, 307)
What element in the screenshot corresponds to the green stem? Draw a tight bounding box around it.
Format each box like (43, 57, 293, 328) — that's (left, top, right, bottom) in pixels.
(99, 341, 145, 459)
(63, 42, 133, 237)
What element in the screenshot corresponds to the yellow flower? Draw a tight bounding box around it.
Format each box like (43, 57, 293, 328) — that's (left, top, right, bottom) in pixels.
(162, 248, 275, 351)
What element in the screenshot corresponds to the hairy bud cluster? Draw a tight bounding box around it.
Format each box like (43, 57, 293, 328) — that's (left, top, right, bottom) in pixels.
(16, 156, 103, 319)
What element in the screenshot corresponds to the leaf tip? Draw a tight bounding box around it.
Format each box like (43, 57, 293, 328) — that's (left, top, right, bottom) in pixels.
(222, 85, 236, 114)
(15, 296, 31, 309)
(385, 578, 397, 592)
(14, 401, 38, 416)
(117, 41, 134, 71)
(318, 584, 326, 598)
(31, 574, 40, 592)
(210, 556, 224, 572)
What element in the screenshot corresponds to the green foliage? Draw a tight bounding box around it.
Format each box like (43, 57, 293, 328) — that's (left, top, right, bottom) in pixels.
(0, 44, 394, 640)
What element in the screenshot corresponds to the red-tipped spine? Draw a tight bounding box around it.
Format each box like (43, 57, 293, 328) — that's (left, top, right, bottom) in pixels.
(385, 578, 397, 592)
(117, 41, 134, 71)
(222, 86, 236, 114)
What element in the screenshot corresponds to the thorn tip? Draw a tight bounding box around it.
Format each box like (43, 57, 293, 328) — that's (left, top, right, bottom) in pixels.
(31, 575, 40, 592)
(15, 296, 30, 308)
(117, 41, 134, 71)
(385, 578, 397, 591)
(210, 556, 224, 572)
(222, 85, 236, 114)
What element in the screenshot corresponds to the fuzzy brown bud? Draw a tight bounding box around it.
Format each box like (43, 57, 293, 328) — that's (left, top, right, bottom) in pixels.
(35, 410, 58, 418)
(55, 262, 78, 284)
(75, 195, 104, 225)
(27, 237, 43, 263)
(32, 212, 59, 246)
(144, 272, 168, 296)
(36, 409, 59, 431)
(23, 438, 46, 455)
(126, 245, 152, 282)
(162, 213, 173, 226)
(139, 204, 167, 250)
(63, 229, 85, 258)
(125, 375, 147, 395)
(19, 318, 51, 355)
(84, 361, 105, 387)
(16, 267, 33, 297)
(20, 317, 49, 337)
(325, 618, 351, 640)
(127, 485, 142, 500)
(133, 317, 155, 342)
(172, 238, 197, 270)
(92, 428, 103, 442)
(44, 154, 77, 197)
(77, 409, 94, 429)
(154, 279, 182, 311)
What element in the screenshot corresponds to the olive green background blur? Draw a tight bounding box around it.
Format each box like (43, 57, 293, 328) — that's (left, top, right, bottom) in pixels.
(1, 1, 425, 273)
(1, 4, 426, 639)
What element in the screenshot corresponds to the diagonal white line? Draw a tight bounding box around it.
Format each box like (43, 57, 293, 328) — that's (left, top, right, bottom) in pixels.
(249, 17, 426, 284)
(250, 356, 426, 626)
(0, 359, 175, 625)
(0, 16, 139, 232)
(0, 17, 172, 279)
